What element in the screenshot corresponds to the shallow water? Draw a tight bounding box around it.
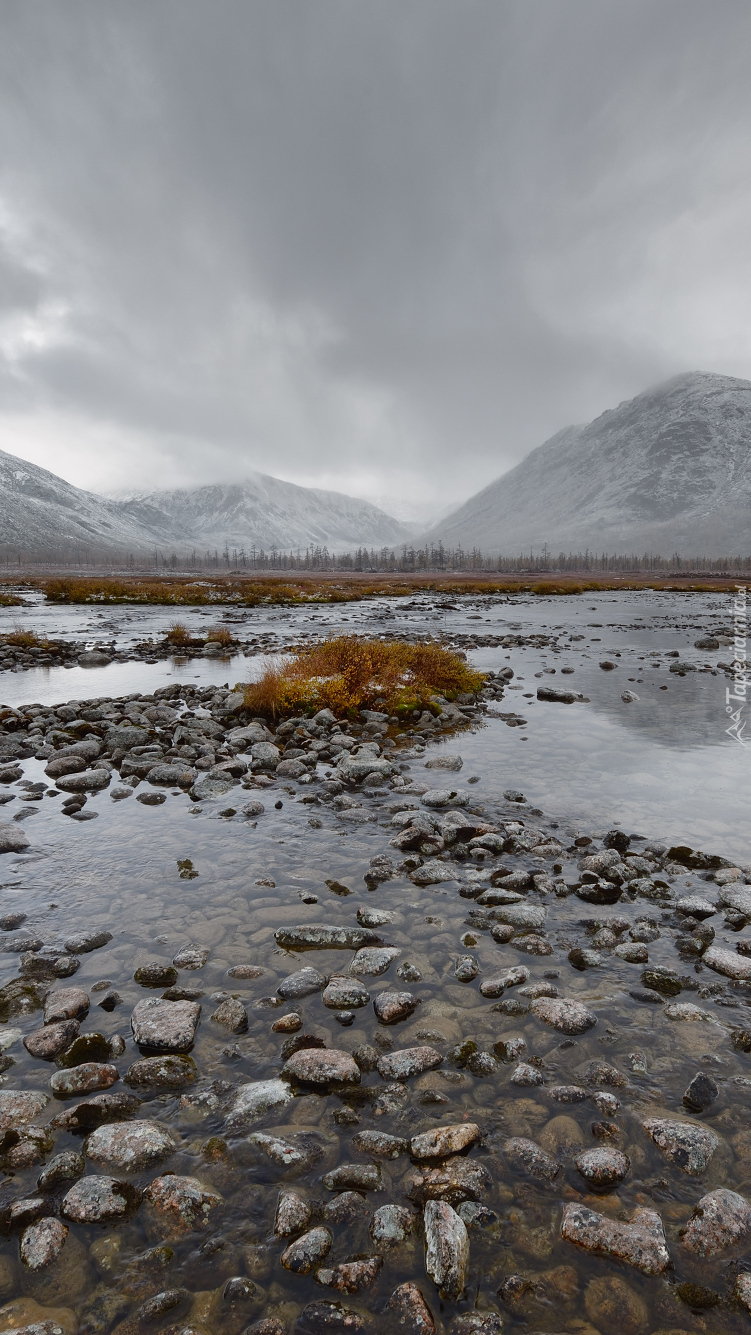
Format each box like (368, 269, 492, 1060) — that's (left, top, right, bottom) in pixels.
(0, 590, 750, 1333)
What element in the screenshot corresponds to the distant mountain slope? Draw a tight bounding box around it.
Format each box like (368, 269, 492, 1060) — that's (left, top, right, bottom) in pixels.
(420, 372, 751, 555)
(119, 473, 413, 553)
(0, 449, 165, 557)
(0, 450, 412, 558)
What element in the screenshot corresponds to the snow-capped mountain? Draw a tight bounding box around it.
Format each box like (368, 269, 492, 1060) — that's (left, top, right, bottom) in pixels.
(0, 449, 165, 558)
(0, 451, 412, 558)
(118, 473, 413, 553)
(420, 372, 751, 556)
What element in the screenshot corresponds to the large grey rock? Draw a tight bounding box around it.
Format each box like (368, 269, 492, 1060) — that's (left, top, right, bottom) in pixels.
(574, 1147, 630, 1190)
(531, 997, 597, 1035)
(0, 822, 30, 853)
(504, 1137, 560, 1183)
(275, 1188, 313, 1237)
(383, 1283, 436, 1334)
(410, 1124, 480, 1160)
(322, 976, 370, 1009)
(703, 945, 751, 981)
(643, 1117, 720, 1175)
(424, 1200, 469, 1300)
(20, 1215, 68, 1270)
(281, 1225, 332, 1273)
(410, 861, 457, 886)
(370, 1205, 417, 1248)
(377, 1047, 443, 1081)
(337, 756, 393, 782)
(131, 998, 201, 1051)
(421, 789, 470, 808)
(277, 967, 325, 999)
(61, 1175, 140, 1223)
(85, 1119, 176, 1171)
(350, 946, 401, 975)
(282, 1048, 361, 1086)
(494, 904, 546, 930)
(143, 1173, 222, 1236)
(251, 741, 281, 768)
(561, 1202, 670, 1274)
(55, 768, 111, 792)
(44, 987, 89, 1023)
(681, 1188, 751, 1256)
(50, 1062, 118, 1097)
(0, 1090, 49, 1129)
(226, 1079, 294, 1129)
(189, 775, 234, 801)
(275, 925, 380, 950)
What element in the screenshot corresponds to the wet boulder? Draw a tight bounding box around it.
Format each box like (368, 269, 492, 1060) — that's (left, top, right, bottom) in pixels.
(643, 1117, 720, 1175)
(681, 1188, 751, 1256)
(561, 1202, 670, 1274)
(84, 1119, 176, 1172)
(424, 1200, 469, 1300)
(143, 1174, 223, 1237)
(131, 997, 201, 1051)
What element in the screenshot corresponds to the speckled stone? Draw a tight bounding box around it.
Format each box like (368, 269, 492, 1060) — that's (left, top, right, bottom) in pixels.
(377, 1047, 442, 1081)
(50, 1063, 118, 1096)
(61, 1175, 141, 1223)
(0, 1089, 49, 1129)
(85, 1119, 176, 1172)
(370, 1204, 416, 1248)
(143, 1174, 223, 1236)
(410, 1124, 480, 1160)
(681, 1188, 751, 1257)
(23, 1019, 80, 1060)
(281, 1225, 332, 1274)
(504, 1137, 561, 1183)
(373, 991, 418, 1024)
(226, 1078, 295, 1128)
(282, 1048, 361, 1086)
(531, 997, 597, 1035)
(274, 1188, 312, 1237)
(20, 1217, 68, 1270)
(424, 1200, 469, 1300)
(316, 1255, 383, 1293)
(131, 997, 201, 1051)
(574, 1147, 630, 1190)
(561, 1202, 670, 1274)
(383, 1282, 436, 1335)
(643, 1117, 720, 1175)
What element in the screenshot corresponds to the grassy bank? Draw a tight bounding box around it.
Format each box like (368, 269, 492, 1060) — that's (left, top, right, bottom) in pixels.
(241, 636, 485, 718)
(0, 570, 740, 606)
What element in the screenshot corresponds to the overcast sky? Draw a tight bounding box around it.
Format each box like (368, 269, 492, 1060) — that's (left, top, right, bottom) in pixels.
(1, 1, 751, 520)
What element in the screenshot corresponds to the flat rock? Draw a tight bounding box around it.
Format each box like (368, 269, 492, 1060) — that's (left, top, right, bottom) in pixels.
(0, 1090, 49, 1129)
(703, 945, 751, 981)
(531, 997, 597, 1035)
(683, 1071, 719, 1113)
(143, 1173, 222, 1236)
(63, 930, 112, 953)
(296, 1301, 367, 1333)
(0, 822, 30, 853)
(425, 754, 463, 771)
(675, 897, 717, 918)
(172, 944, 209, 970)
(719, 885, 751, 915)
(282, 1048, 361, 1086)
(226, 1079, 295, 1129)
(421, 789, 469, 808)
(50, 1062, 118, 1097)
(24, 1019, 79, 1061)
(352, 1130, 407, 1160)
(410, 1124, 480, 1159)
(250, 1131, 327, 1174)
(37, 1151, 85, 1191)
(85, 1119, 176, 1171)
(125, 1055, 197, 1088)
(50, 1091, 141, 1132)
(373, 990, 417, 1024)
(643, 1117, 720, 1174)
(55, 768, 110, 792)
(424, 1200, 469, 1300)
(681, 1188, 751, 1256)
(44, 988, 89, 1023)
(275, 925, 380, 950)
(211, 997, 248, 1033)
(350, 947, 401, 976)
(323, 1163, 382, 1192)
(377, 1047, 443, 1081)
(493, 904, 546, 930)
(322, 976, 370, 1009)
(409, 861, 457, 886)
(131, 997, 201, 1051)
(189, 775, 234, 801)
(278, 967, 326, 999)
(561, 1202, 670, 1274)
(316, 1255, 383, 1293)
(61, 1175, 140, 1223)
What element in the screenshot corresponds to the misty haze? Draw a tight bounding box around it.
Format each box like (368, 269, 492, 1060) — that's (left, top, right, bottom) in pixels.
(0, 6, 750, 1334)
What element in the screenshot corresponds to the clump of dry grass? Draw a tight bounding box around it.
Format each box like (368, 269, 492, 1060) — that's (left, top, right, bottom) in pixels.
(165, 621, 192, 646)
(205, 625, 234, 646)
(3, 626, 43, 648)
(242, 635, 485, 719)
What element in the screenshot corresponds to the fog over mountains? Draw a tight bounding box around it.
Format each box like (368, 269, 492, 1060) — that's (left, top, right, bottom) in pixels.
(2, 372, 750, 560)
(0, 455, 412, 559)
(423, 372, 751, 556)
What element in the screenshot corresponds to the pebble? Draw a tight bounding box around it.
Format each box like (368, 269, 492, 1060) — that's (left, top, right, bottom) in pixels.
(383, 1282, 436, 1335)
(43, 987, 89, 1023)
(211, 997, 248, 1033)
(19, 1216, 68, 1270)
(275, 924, 379, 950)
(377, 1046, 443, 1080)
(24, 1019, 80, 1060)
(275, 1188, 312, 1237)
(61, 1175, 140, 1223)
(316, 1255, 383, 1293)
(131, 997, 201, 1051)
(50, 1062, 118, 1096)
(410, 1124, 480, 1159)
(226, 1079, 294, 1128)
(281, 1225, 332, 1274)
(511, 1062, 544, 1086)
(370, 1204, 416, 1247)
(323, 1163, 382, 1192)
(574, 1147, 630, 1190)
(50, 1091, 142, 1132)
(350, 946, 401, 976)
(424, 1199, 469, 1300)
(561, 1202, 670, 1274)
(37, 1151, 85, 1192)
(125, 1054, 197, 1088)
(143, 1173, 223, 1236)
(322, 976, 370, 1009)
(373, 990, 418, 1024)
(352, 1130, 407, 1159)
(683, 1070, 719, 1112)
(296, 1300, 367, 1333)
(63, 930, 113, 953)
(277, 967, 326, 999)
(643, 1117, 720, 1174)
(504, 1137, 561, 1183)
(282, 1047, 361, 1086)
(703, 944, 751, 981)
(531, 997, 597, 1034)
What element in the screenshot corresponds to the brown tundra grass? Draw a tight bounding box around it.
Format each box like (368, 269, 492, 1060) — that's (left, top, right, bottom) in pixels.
(242, 635, 485, 719)
(205, 625, 234, 646)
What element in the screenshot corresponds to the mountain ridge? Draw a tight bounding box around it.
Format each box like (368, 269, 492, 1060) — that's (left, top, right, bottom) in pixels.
(419, 371, 751, 555)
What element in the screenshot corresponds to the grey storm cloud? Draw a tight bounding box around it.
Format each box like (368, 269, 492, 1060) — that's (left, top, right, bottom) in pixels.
(1, 0, 751, 518)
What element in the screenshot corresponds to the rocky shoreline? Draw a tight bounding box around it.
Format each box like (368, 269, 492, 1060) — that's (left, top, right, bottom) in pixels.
(0, 666, 750, 1332)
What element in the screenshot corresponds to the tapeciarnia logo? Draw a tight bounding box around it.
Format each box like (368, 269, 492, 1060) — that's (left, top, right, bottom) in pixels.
(726, 585, 748, 746)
